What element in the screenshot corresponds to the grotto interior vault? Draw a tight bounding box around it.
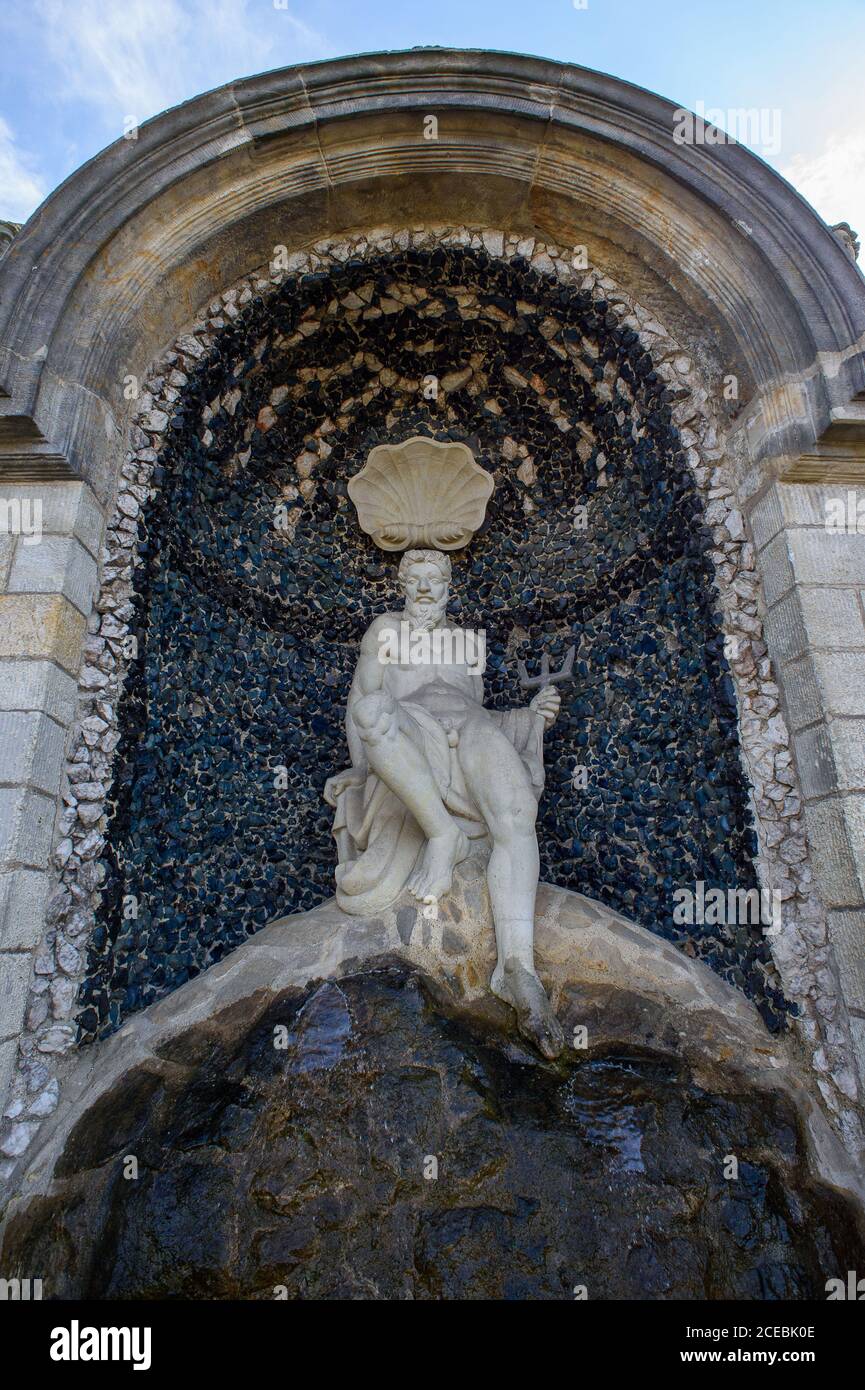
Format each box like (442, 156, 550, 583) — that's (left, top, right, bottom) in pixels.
(78, 244, 788, 1044)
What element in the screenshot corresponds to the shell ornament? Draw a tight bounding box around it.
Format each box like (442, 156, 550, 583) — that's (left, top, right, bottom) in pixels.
(347, 436, 495, 551)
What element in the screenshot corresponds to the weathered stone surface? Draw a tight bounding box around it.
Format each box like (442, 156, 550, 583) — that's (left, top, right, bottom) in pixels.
(1, 45, 865, 1175)
(1, 199, 862, 1172)
(0, 594, 86, 674)
(2, 876, 863, 1256)
(0, 951, 31, 1042)
(799, 588, 865, 651)
(0, 870, 50, 950)
(0, 484, 103, 558)
(0, 711, 67, 797)
(0, 660, 78, 726)
(6, 535, 98, 618)
(0, 534, 14, 589)
(2, 960, 863, 1300)
(0, 786, 56, 870)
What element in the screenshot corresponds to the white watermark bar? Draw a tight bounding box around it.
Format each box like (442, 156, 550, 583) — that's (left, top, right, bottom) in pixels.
(377, 622, 486, 675)
(824, 490, 865, 533)
(672, 881, 782, 934)
(0, 496, 43, 545)
(673, 102, 782, 157)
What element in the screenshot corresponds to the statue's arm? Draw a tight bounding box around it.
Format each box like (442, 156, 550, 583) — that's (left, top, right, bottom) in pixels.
(345, 686, 367, 775)
(352, 617, 390, 699)
(325, 617, 393, 805)
(345, 666, 373, 776)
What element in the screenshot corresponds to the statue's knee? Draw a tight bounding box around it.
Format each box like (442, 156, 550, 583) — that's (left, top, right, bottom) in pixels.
(354, 691, 383, 732)
(354, 691, 396, 743)
(494, 797, 537, 840)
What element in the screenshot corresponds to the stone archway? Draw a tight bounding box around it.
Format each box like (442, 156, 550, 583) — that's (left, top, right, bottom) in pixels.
(2, 51, 865, 1180)
(68, 233, 784, 1041)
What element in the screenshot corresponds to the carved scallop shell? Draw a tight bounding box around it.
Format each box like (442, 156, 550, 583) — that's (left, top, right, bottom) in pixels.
(347, 436, 494, 551)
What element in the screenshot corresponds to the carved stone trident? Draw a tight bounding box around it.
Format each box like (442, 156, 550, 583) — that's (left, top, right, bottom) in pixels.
(516, 644, 576, 690)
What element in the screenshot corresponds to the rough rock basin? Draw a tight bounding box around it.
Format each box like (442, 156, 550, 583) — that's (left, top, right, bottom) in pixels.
(2, 870, 863, 1299)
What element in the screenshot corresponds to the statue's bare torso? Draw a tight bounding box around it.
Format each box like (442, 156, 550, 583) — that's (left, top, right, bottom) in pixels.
(356, 612, 483, 720)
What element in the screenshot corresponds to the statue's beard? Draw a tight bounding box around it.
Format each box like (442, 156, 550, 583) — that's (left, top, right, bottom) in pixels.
(404, 593, 448, 632)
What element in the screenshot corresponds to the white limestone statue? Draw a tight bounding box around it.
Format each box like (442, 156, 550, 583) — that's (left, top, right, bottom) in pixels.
(324, 547, 565, 1058)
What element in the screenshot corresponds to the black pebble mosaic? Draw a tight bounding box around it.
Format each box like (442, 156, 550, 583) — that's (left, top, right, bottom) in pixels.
(77, 246, 792, 1042)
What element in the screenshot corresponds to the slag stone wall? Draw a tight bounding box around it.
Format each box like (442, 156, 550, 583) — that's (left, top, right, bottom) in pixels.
(5, 226, 858, 1175)
(79, 243, 777, 1034)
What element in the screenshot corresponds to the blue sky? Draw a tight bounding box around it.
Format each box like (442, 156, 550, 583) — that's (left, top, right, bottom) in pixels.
(2, 0, 864, 240)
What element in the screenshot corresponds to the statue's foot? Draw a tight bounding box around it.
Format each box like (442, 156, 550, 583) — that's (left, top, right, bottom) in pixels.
(407, 823, 468, 902)
(491, 959, 565, 1060)
(337, 857, 377, 896)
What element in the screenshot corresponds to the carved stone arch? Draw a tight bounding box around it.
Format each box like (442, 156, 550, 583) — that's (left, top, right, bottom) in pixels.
(2, 52, 865, 1171)
(1, 50, 863, 492)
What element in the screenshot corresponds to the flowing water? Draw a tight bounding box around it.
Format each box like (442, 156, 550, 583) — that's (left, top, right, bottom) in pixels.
(3, 966, 862, 1300)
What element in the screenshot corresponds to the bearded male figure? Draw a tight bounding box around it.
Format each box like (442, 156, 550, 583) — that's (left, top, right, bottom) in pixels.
(324, 548, 564, 1057)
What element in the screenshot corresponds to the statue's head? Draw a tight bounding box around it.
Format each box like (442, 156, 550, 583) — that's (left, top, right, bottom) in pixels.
(398, 549, 451, 630)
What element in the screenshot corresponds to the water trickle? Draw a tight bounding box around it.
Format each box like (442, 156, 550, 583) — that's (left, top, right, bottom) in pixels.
(5, 965, 862, 1300)
(561, 1059, 649, 1174)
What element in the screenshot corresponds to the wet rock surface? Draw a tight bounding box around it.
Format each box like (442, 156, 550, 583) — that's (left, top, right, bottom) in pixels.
(6, 966, 861, 1300)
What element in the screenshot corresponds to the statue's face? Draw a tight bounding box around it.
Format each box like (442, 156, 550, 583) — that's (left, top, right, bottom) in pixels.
(401, 561, 449, 610)
(401, 560, 450, 631)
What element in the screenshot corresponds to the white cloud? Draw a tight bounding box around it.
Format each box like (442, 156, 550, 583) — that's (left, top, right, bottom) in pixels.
(34, 0, 330, 133)
(781, 130, 865, 242)
(0, 115, 46, 221)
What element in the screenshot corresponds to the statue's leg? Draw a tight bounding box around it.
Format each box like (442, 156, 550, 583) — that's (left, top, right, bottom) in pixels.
(353, 691, 467, 901)
(460, 716, 564, 1059)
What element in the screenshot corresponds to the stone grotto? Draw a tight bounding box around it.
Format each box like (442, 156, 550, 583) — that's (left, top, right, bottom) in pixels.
(1, 50, 865, 1301)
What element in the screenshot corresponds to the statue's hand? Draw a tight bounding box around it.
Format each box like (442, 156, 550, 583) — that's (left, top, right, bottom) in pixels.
(324, 768, 366, 808)
(529, 684, 560, 728)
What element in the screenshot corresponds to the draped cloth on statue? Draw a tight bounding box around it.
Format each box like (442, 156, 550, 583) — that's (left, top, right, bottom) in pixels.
(331, 702, 546, 915)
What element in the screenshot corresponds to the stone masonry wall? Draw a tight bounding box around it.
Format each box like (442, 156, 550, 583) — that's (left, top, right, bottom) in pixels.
(1, 225, 860, 1180)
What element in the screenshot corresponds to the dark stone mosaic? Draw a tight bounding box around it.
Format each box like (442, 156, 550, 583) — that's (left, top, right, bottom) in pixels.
(78, 247, 791, 1042)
